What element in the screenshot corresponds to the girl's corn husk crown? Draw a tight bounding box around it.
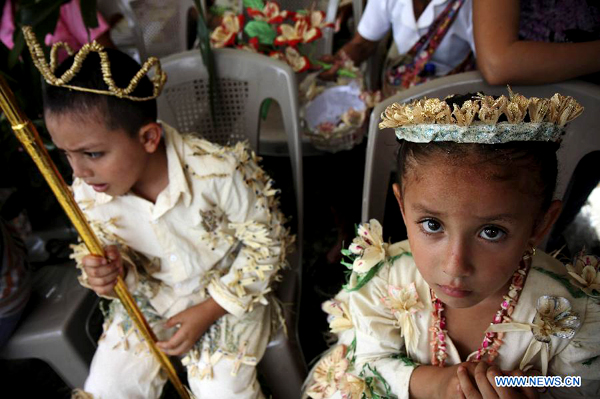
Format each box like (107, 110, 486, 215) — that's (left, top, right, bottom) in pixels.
(379, 88, 583, 144)
(22, 26, 167, 101)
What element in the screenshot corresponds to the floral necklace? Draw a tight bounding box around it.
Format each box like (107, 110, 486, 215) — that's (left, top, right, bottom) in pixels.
(429, 259, 530, 366)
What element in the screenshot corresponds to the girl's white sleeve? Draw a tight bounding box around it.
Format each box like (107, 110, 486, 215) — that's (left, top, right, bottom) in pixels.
(348, 266, 418, 399)
(542, 297, 600, 398)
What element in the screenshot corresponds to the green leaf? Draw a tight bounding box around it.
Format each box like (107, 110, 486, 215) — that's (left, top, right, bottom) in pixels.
(583, 355, 599, 366)
(340, 260, 354, 270)
(341, 248, 353, 257)
(390, 353, 418, 367)
(193, 0, 218, 124)
(80, 0, 99, 30)
(343, 261, 385, 292)
(338, 68, 357, 78)
(260, 98, 271, 120)
(209, 5, 229, 16)
(243, 0, 265, 10)
(19, 0, 62, 31)
(244, 20, 276, 46)
(346, 336, 357, 365)
(8, 31, 25, 69)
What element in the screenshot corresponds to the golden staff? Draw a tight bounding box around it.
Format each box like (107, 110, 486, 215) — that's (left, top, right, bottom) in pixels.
(0, 76, 191, 399)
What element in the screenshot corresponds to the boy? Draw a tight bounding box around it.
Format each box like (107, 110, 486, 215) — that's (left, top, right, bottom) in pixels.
(30, 35, 292, 398)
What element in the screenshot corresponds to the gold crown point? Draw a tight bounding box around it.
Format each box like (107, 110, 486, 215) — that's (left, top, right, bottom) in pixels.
(21, 25, 166, 102)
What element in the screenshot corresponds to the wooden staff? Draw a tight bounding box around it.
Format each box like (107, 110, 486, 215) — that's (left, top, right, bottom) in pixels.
(0, 76, 190, 399)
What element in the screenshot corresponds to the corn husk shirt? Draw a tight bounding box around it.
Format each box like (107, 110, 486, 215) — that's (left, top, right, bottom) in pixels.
(305, 224, 600, 399)
(70, 123, 292, 399)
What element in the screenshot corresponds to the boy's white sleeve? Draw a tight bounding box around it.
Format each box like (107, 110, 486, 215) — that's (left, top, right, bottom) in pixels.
(70, 182, 140, 298)
(206, 146, 292, 318)
(306, 262, 418, 399)
(70, 220, 140, 300)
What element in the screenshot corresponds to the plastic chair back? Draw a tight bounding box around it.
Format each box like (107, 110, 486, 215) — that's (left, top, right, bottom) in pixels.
(363, 71, 600, 237)
(157, 48, 306, 398)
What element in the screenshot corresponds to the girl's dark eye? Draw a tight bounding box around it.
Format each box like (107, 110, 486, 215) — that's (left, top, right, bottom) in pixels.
(421, 219, 443, 234)
(479, 226, 506, 241)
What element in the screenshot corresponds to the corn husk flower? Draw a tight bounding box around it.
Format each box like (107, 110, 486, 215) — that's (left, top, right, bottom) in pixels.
(338, 374, 367, 399)
(486, 296, 581, 375)
(306, 345, 350, 399)
(322, 299, 353, 333)
(341, 108, 366, 127)
(274, 18, 321, 46)
(247, 1, 290, 23)
(210, 12, 244, 48)
(349, 219, 386, 274)
(284, 46, 310, 72)
(295, 10, 334, 30)
(305, 80, 325, 101)
(380, 283, 424, 353)
(566, 254, 600, 297)
(360, 91, 382, 109)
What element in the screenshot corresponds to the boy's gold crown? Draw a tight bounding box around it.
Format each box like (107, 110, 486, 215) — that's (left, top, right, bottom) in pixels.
(380, 88, 584, 144)
(22, 26, 167, 102)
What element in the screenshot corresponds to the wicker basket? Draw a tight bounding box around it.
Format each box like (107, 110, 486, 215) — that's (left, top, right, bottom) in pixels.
(300, 73, 371, 153)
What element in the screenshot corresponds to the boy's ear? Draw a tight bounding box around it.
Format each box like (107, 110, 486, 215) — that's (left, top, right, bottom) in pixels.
(392, 183, 407, 221)
(138, 122, 162, 153)
(530, 200, 562, 246)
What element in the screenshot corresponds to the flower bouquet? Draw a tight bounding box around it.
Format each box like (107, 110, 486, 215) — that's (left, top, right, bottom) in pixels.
(210, 0, 381, 152)
(210, 0, 333, 72)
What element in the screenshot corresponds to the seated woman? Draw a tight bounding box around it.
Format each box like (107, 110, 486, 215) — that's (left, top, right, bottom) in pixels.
(321, 0, 475, 95)
(303, 91, 600, 398)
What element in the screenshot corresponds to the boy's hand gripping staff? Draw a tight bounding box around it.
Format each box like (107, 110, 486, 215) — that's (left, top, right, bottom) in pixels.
(0, 76, 191, 399)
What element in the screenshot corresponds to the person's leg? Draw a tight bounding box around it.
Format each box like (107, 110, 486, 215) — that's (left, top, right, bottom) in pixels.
(80, 301, 169, 399)
(185, 304, 270, 399)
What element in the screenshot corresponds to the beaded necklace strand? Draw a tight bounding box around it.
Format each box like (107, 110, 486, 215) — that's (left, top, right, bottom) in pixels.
(429, 259, 530, 366)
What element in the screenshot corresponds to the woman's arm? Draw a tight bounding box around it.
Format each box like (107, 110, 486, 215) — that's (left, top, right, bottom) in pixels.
(473, 0, 600, 85)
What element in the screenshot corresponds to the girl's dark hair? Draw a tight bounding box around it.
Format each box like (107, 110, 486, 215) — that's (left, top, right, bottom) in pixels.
(43, 48, 157, 136)
(396, 94, 561, 211)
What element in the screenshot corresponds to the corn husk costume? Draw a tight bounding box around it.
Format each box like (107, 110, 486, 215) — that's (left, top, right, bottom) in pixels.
(304, 91, 600, 399)
(13, 27, 293, 399)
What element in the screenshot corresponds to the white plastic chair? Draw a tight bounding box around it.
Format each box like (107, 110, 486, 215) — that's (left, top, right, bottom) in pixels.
(362, 71, 600, 245)
(157, 48, 306, 398)
(117, 0, 197, 60)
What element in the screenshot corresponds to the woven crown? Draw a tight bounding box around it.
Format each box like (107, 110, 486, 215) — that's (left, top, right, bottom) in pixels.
(379, 88, 584, 144)
(22, 26, 167, 101)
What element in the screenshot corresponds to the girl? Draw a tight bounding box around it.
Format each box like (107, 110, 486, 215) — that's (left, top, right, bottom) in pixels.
(304, 91, 600, 399)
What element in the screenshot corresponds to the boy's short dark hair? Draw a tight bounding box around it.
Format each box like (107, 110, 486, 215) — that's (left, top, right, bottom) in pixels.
(43, 48, 157, 136)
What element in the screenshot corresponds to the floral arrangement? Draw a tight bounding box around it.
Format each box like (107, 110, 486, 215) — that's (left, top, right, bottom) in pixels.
(210, 0, 381, 152)
(210, 0, 334, 73)
(566, 253, 600, 298)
